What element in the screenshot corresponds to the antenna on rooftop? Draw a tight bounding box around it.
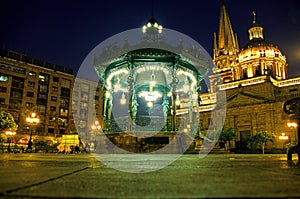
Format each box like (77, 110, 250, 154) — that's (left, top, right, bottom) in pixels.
(151, 0, 154, 17)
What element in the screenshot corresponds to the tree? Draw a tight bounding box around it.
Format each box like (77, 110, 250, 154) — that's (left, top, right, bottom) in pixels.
(0, 110, 18, 133)
(247, 131, 275, 154)
(219, 127, 236, 150)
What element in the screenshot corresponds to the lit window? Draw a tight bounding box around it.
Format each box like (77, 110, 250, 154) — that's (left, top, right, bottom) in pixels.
(52, 86, 58, 92)
(60, 108, 68, 117)
(29, 71, 36, 76)
(0, 75, 8, 82)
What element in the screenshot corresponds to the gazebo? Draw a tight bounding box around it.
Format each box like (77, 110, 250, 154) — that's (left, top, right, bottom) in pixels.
(94, 17, 210, 135)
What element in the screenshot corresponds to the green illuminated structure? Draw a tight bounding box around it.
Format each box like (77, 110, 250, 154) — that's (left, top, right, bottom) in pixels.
(94, 17, 210, 134)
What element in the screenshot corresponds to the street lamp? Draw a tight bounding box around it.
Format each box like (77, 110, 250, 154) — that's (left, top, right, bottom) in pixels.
(279, 132, 289, 151)
(90, 120, 102, 152)
(91, 120, 102, 132)
(26, 112, 40, 151)
(5, 129, 16, 153)
(287, 121, 298, 144)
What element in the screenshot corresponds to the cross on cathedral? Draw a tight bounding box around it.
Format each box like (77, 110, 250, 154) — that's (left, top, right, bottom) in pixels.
(253, 11, 256, 23)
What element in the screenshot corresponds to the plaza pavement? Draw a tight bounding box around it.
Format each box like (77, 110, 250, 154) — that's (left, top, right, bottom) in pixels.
(0, 153, 299, 198)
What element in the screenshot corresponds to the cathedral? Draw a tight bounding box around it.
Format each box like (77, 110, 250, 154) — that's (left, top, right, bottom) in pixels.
(199, 3, 299, 150)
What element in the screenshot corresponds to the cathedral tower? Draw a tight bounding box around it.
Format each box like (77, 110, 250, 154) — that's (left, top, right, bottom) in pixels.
(210, 3, 239, 92)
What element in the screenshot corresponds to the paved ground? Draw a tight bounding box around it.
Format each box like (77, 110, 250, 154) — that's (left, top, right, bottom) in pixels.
(0, 153, 299, 198)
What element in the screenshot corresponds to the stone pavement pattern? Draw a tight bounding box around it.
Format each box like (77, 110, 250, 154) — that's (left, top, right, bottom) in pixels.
(0, 153, 299, 198)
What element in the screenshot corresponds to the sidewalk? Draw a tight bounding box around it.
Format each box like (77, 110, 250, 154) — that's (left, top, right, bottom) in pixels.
(0, 153, 299, 198)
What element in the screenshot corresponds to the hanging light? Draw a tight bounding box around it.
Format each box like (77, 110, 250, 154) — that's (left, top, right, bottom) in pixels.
(147, 101, 153, 108)
(149, 71, 156, 89)
(120, 92, 126, 105)
(183, 78, 190, 93)
(142, 17, 163, 34)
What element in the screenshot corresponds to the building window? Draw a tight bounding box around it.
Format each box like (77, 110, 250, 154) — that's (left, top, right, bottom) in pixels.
(60, 108, 68, 117)
(61, 78, 71, 88)
(79, 120, 87, 128)
(49, 117, 56, 121)
(59, 129, 65, 134)
(51, 96, 57, 101)
(80, 102, 88, 109)
(61, 87, 70, 97)
(26, 102, 33, 108)
(81, 93, 89, 101)
(39, 73, 49, 84)
(52, 86, 58, 92)
(0, 98, 5, 105)
(38, 85, 48, 93)
(27, 92, 34, 98)
(11, 77, 24, 88)
(38, 93, 47, 99)
(60, 97, 69, 107)
(10, 89, 22, 98)
(50, 106, 56, 111)
(37, 104, 46, 114)
(53, 77, 59, 82)
(0, 86, 7, 93)
(48, 128, 55, 134)
(29, 71, 36, 76)
(58, 118, 67, 127)
(82, 84, 89, 91)
(0, 74, 8, 82)
(72, 100, 78, 107)
(28, 81, 35, 87)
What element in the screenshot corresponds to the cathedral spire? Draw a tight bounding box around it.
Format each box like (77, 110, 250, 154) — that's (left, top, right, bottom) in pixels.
(214, 3, 239, 58)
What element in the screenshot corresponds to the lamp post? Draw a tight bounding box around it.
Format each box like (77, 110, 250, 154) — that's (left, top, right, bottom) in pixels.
(279, 132, 289, 151)
(5, 129, 16, 153)
(26, 112, 40, 151)
(287, 122, 298, 144)
(283, 97, 300, 160)
(90, 120, 102, 152)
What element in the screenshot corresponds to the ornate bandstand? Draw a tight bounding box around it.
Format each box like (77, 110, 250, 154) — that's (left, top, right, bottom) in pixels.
(93, 17, 210, 142)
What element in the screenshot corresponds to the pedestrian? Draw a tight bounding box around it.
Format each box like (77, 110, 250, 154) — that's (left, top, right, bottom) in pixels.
(75, 145, 80, 154)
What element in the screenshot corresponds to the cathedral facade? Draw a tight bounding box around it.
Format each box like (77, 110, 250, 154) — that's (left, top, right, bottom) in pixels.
(199, 4, 299, 150)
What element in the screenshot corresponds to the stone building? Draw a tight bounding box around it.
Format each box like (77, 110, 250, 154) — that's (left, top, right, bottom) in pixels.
(199, 3, 300, 150)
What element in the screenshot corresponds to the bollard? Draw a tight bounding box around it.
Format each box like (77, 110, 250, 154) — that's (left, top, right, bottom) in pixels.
(283, 97, 300, 160)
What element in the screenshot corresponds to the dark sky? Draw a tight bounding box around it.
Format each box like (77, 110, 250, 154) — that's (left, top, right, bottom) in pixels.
(1, 0, 300, 78)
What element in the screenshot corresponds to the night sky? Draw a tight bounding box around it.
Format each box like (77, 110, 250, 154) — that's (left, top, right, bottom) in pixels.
(1, 0, 300, 79)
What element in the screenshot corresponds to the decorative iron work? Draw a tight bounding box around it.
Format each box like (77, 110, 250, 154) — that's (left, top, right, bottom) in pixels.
(283, 97, 300, 160)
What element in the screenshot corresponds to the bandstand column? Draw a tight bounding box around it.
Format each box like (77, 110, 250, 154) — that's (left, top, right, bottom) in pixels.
(107, 90, 113, 120)
(162, 95, 169, 125)
(188, 88, 193, 124)
(127, 61, 135, 131)
(103, 89, 108, 119)
(170, 66, 179, 132)
(131, 92, 138, 131)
